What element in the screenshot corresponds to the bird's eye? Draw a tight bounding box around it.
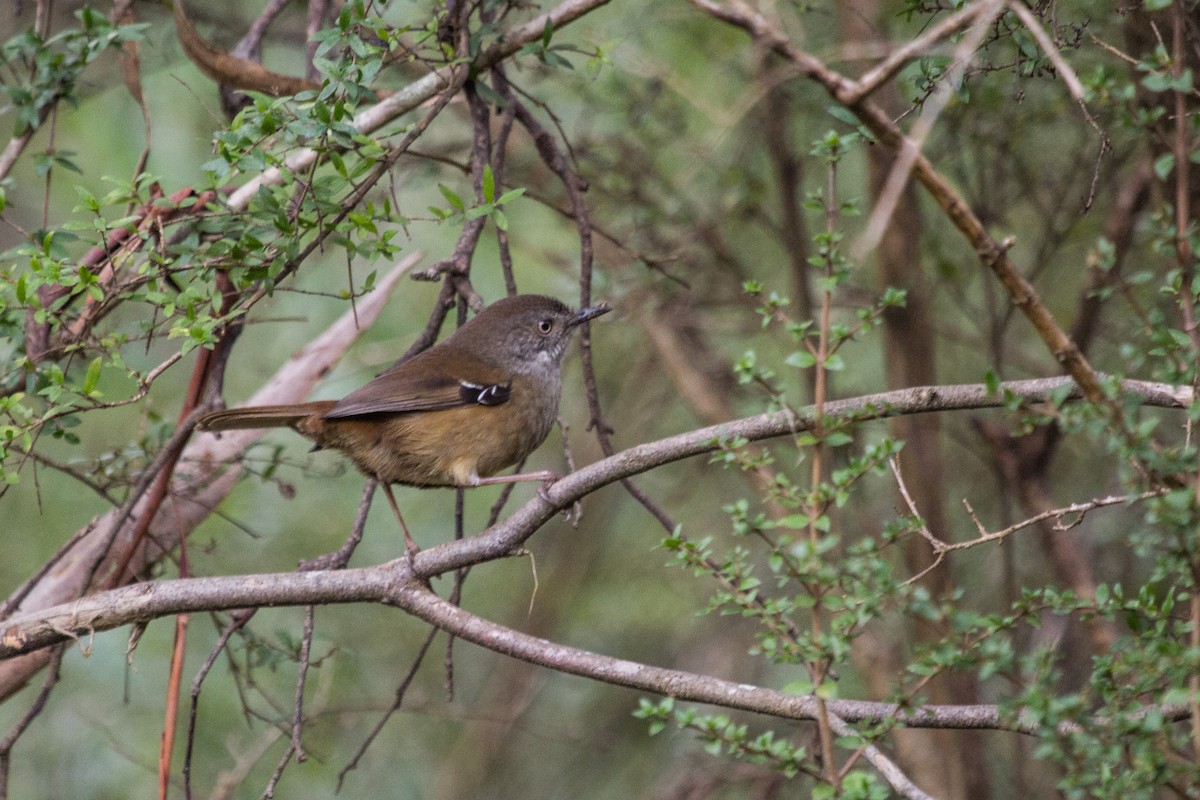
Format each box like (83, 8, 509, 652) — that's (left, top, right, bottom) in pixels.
(537, 319, 554, 334)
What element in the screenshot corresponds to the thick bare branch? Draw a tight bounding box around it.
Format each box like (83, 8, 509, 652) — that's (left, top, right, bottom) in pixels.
(412, 374, 1190, 577)
(0, 556, 1187, 750)
(1, 374, 1190, 660)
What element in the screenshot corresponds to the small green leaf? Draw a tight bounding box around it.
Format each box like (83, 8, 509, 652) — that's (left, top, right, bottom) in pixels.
(482, 164, 496, 204)
(785, 351, 816, 369)
(825, 104, 861, 126)
(496, 187, 526, 204)
(438, 183, 464, 211)
(1154, 153, 1175, 181)
(825, 431, 853, 447)
(83, 357, 102, 396)
(74, 185, 100, 212)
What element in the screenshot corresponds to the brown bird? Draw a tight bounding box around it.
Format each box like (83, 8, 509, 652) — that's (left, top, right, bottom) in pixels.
(197, 294, 611, 550)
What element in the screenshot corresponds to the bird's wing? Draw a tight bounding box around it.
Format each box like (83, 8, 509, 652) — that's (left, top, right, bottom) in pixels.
(322, 350, 511, 419)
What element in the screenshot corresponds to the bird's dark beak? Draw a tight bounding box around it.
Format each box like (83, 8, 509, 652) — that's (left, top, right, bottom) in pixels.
(570, 303, 611, 327)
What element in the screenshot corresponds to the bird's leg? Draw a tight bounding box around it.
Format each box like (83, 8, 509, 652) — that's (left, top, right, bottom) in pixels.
(378, 479, 419, 562)
(470, 470, 560, 505)
(470, 470, 560, 486)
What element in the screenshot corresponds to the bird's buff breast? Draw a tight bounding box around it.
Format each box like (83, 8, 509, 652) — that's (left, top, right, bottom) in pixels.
(316, 404, 554, 488)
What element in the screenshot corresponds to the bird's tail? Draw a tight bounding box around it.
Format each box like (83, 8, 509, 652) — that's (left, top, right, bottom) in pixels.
(195, 401, 337, 431)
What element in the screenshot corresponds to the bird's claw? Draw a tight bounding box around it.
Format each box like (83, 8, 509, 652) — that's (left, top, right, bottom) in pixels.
(536, 475, 559, 506)
(404, 535, 421, 571)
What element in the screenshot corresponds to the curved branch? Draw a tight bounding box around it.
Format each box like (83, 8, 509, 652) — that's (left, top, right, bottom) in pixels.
(1, 375, 1189, 659)
(410, 374, 1190, 577)
(173, 0, 321, 97)
(2, 555, 1187, 746)
(393, 583, 938, 800)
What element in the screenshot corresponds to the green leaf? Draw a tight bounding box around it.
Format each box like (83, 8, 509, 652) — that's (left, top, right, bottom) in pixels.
(83, 357, 102, 396)
(1154, 153, 1175, 181)
(482, 163, 496, 204)
(438, 183, 464, 211)
(777, 513, 809, 529)
(825, 104, 861, 127)
(785, 351, 816, 369)
(74, 185, 99, 212)
(825, 431, 853, 447)
(496, 187, 526, 204)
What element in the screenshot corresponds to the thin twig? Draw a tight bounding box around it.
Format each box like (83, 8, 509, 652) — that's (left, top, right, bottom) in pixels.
(888, 458, 943, 550)
(848, 0, 1002, 102)
(0, 645, 65, 800)
(290, 606, 315, 763)
(336, 625, 441, 792)
(945, 490, 1164, 553)
(855, 0, 1004, 258)
(1006, 0, 1110, 210)
(184, 610, 256, 800)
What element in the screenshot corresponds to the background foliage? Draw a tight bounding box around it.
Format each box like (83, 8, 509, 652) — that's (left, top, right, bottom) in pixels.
(2, 1, 1199, 798)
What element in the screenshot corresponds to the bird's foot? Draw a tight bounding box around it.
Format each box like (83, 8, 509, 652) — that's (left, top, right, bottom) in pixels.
(536, 474, 561, 506)
(404, 533, 421, 571)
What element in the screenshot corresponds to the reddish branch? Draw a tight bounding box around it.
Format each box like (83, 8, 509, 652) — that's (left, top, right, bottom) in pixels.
(172, 0, 322, 98)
